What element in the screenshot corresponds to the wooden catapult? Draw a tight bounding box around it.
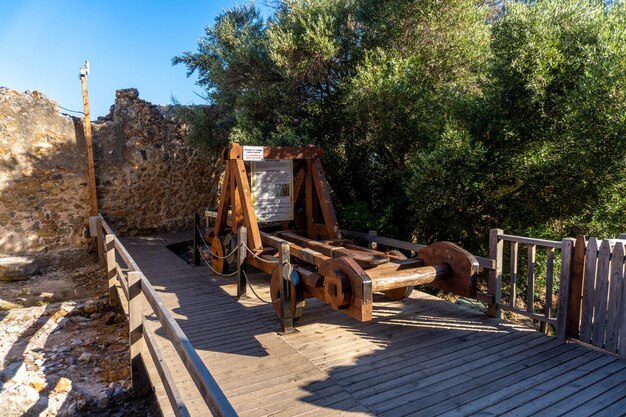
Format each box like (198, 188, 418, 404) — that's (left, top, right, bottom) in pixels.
(203, 144, 480, 331)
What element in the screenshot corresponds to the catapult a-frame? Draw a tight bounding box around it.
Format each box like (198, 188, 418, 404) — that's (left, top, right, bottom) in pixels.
(205, 143, 479, 331)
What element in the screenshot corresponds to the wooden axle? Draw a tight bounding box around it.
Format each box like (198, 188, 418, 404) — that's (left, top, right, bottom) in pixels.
(370, 264, 451, 292)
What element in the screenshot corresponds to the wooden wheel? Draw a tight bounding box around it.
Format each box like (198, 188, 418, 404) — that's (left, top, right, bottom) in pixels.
(210, 237, 228, 274)
(382, 250, 414, 300)
(270, 267, 305, 321)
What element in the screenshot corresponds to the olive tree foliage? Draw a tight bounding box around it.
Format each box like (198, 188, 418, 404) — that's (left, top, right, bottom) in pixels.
(174, 0, 626, 254)
(485, 0, 626, 240)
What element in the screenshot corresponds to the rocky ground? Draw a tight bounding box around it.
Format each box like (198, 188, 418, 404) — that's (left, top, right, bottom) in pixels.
(0, 252, 160, 417)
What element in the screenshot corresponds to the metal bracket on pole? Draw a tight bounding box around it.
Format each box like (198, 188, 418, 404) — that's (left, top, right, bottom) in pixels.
(279, 241, 294, 333)
(237, 226, 248, 299)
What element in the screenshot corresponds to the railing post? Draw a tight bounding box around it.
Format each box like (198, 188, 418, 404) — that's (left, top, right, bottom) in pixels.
(565, 236, 586, 339)
(556, 238, 576, 340)
(95, 216, 105, 267)
(128, 271, 150, 396)
(193, 212, 201, 266)
(279, 241, 294, 333)
(488, 228, 504, 318)
(105, 234, 118, 307)
(368, 230, 377, 250)
(237, 226, 248, 299)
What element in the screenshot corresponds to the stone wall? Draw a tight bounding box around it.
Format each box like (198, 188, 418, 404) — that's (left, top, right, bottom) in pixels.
(0, 87, 221, 255)
(92, 89, 220, 235)
(0, 88, 91, 255)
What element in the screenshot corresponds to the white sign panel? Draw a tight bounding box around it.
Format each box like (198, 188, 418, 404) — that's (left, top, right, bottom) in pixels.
(242, 145, 265, 161)
(251, 160, 293, 222)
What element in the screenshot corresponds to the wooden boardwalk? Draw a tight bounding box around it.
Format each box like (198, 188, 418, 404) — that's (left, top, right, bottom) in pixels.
(121, 232, 626, 417)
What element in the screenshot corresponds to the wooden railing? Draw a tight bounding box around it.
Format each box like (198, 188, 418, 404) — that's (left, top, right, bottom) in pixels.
(487, 229, 568, 331)
(90, 215, 238, 417)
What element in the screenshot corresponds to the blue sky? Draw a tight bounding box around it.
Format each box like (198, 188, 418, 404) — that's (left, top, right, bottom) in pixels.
(0, 0, 268, 118)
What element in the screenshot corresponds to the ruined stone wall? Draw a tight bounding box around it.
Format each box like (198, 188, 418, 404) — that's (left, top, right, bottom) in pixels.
(92, 89, 220, 235)
(0, 88, 91, 255)
(0, 87, 220, 255)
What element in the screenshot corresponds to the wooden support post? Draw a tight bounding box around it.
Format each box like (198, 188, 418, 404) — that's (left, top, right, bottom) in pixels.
(79, 61, 98, 216)
(279, 241, 294, 333)
(128, 271, 150, 396)
(565, 236, 587, 339)
(193, 212, 201, 266)
(105, 234, 118, 307)
(368, 230, 378, 251)
(556, 238, 576, 340)
(95, 216, 105, 267)
(237, 226, 247, 299)
(488, 228, 504, 318)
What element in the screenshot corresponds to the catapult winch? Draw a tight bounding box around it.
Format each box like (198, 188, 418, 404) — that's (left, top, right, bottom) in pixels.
(204, 144, 480, 330)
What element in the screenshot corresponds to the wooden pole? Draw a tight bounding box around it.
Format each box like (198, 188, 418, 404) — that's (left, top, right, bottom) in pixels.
(128, 271, 151, 395)
(237, 226, 248, 299)
(556, 238, 576, 340)
(80, 61, 98, 216)
(488, 228, 504, 318)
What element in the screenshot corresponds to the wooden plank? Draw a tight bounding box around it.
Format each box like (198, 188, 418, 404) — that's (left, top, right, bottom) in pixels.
(488, 228, 504, 318)
(498, 234, 562, 248)
(105, 235, 118, 307)
(605, 241, 624, 353)
(592, 239, 612, 348)
(233, 158, 262, 251)
(368, 338, 568, 415)
(527, 244, 536, 313)
(310, 158, 341, 239)
(580, 237, 599, 343)
(540, 369, 626, 416)
(140, 275, 238, 417)
(566, 236, 587, 338)
(213, 162, 232, 237)
(545, 247, 554, 319)
(556, 238, 575, 340)
(436, 350, 610, 416)
(143, 327, 191, 417)
(128, 271, 150, 395)
(509, 241, 518, 308)
(469, 353, 620, 417)
(113, 236, 142, 271)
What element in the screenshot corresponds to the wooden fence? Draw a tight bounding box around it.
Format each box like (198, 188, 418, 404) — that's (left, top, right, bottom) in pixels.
(90, 215, 237, 417)
(488, 229, 626, 358)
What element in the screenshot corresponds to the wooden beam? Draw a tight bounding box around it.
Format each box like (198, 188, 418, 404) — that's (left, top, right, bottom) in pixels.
(214, 162, 232, 237)
(224, 144, 324, 160)
(80, 68, 98, 216)
(488, 228, 504, 318)
(310, 159, 341, 239)
(566, 236, 587, 338)
(233, 159, 262, 250)
(128, 271, 150, 396)
(143, 329, 191, 417)
(556, 238, 575, 340)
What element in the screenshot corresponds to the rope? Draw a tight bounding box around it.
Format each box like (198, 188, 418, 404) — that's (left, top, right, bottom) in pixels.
(243, 243, 279, 264)
(196, 226, 238, 259)
(58, 105, 85, 115)
(197, 247, 238, 277)
(241, 269, 278, 304)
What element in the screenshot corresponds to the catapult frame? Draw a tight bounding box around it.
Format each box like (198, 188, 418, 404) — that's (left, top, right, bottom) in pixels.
(204, 144, 481, 332)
